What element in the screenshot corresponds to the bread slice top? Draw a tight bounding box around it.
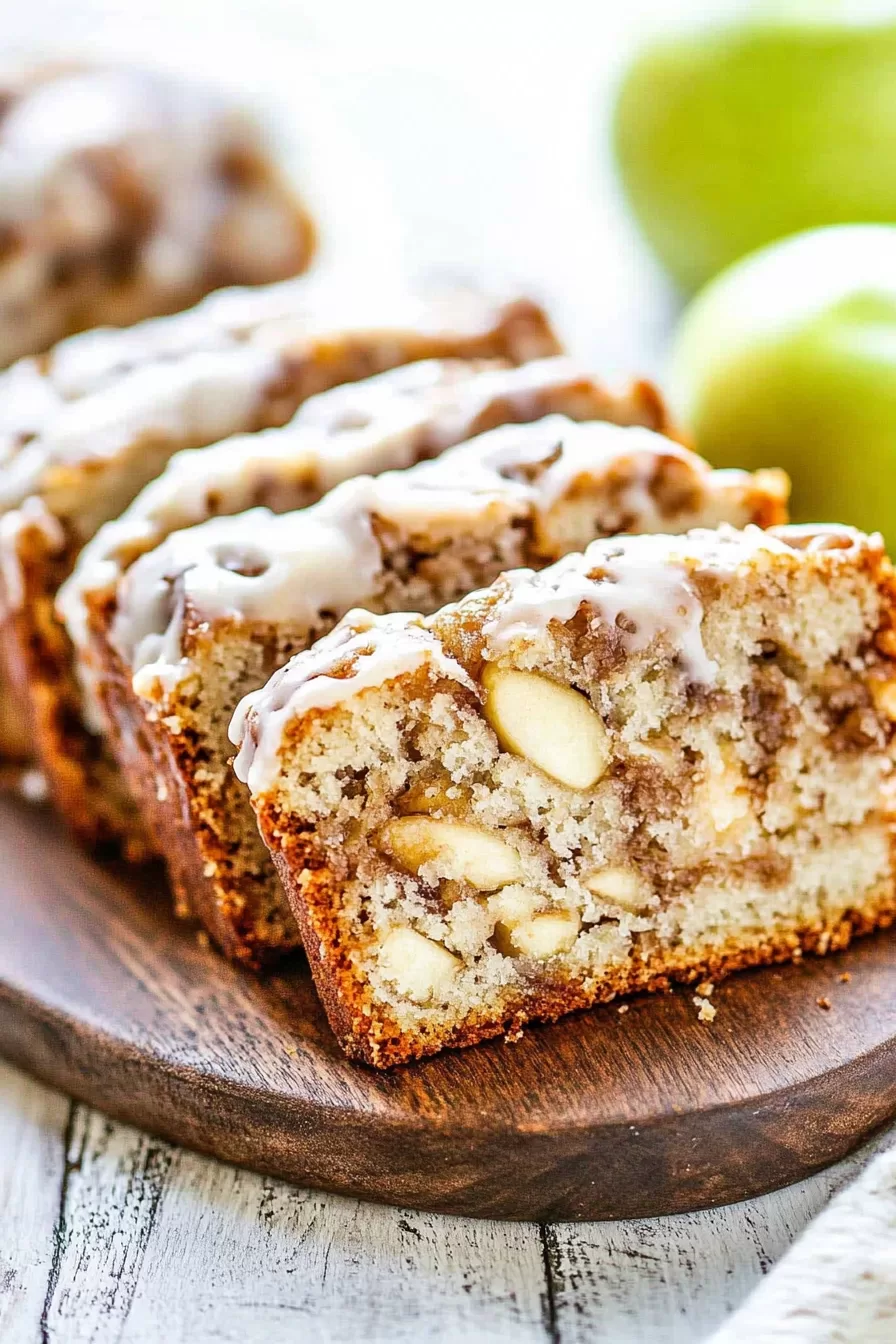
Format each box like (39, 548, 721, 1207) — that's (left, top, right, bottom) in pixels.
(233, 523, 885, 795)
(58, 355, 670, 660)
(105, 418, 787, 709)
(0, 280, 560, 532)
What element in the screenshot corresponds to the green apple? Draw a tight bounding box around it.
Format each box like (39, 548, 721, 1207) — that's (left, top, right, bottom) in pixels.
(668, 224, 896, 543)
(613, 2, 896, 293)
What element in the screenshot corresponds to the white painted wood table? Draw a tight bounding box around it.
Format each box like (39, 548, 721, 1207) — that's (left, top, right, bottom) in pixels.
(1, 2, 894, 1339)
(1, 1060, 893, 1343)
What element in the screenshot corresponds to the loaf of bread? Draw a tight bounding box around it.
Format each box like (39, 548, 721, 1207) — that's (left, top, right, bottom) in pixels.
(0, 283, 559, 850)
(84, 414, 785, 965)
(0, 62, 316, 367)
(232, 525, 896, 1064)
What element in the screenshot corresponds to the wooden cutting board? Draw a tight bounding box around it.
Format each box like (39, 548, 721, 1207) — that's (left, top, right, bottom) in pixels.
(0, 794, 893, 1222)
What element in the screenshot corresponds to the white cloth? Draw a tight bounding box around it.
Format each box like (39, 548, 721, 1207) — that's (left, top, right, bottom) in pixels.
(710, 1141, 896, 1343)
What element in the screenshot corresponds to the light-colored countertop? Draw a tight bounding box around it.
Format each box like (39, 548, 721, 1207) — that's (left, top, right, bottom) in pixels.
(1, 1059, 891, 1343)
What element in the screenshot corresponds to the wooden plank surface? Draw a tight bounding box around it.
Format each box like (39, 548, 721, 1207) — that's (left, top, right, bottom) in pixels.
(0, 1063, 69, 1344)
(2, 1058, 894, 1343)
(3, 796, 894, 1225)
(710, 1144, 896, 1343)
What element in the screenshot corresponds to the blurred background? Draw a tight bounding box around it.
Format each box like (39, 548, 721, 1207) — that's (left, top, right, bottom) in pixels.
(9, 0, 896, 537)
(3, 0, 692, 373)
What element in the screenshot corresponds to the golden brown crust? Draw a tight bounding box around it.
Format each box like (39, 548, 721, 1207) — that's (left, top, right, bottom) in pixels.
(90, 611, 300, 967)
(0, 664, 33, 763)
(263, 802, 896, 1067)
(0, 517, 151, 855)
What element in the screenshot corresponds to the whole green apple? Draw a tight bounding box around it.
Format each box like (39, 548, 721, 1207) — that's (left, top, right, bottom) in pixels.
(668, 225, 896, 543)
(614, 3, 896, 293)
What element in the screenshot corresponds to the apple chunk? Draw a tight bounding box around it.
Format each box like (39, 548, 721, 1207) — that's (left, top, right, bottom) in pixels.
(378, 816, 523, 891)
(482, 664, 610, 790)
(378, 927, 460, 1003)
(583, 867, 650, 914)
(613, 9, 896, 292)
(494, 909, 581, 960)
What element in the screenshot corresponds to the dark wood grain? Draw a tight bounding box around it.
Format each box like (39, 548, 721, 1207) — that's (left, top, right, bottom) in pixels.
(0, 795, 893, 1222)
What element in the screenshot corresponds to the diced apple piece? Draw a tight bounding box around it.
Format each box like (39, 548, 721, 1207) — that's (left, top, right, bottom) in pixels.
(495, 908, 581, 959)
(489, 883, 541, 929)
(871, 677, 896, 721)
(378, 927, 460, 1003)
(583, 866, 650, 913)
(482, 664, 610, 789)
(702, 749, 751, 834)
(378, 816, 523, 890)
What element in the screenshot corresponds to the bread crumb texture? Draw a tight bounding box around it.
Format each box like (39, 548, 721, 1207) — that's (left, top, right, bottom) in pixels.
(238, 525, 896, 1065)
(236, 526, 896, 1063)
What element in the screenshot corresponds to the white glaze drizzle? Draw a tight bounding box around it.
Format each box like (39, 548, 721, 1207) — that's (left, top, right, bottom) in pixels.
(113, 419, 776, 703)
(0, 68, 239, 222)
(127, 497, 384, 697)
(57, 357, 597, 656)
(484, 536, 718, 681)
(229, 523, 877, 795)
(290, 356, 496, 432)
(0, 345, 283, 516)
(480, 524, 847, 682)
(0, 278, 542, 513)
(0, 497, 65, 611)
(230, 613, 476, 793)
(762, 522, 875, 553)
(42, 276, 326, 400)
(0, 64, 312, 367)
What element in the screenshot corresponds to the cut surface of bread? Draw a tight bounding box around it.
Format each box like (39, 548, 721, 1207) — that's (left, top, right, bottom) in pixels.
(0, 286, 559, 829)
(0, 62, 316, 368)
(87, 416, 787, 965)
(232, 525, 896, 1065)
(53, 355, 630, 853)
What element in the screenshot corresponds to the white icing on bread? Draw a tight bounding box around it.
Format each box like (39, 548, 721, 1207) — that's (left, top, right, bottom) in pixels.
(0, 280, 550, 514)
(0, 67, 249, 223)
(58, 356, 590, 641)
(0, 346, 281, 514)
(230, 613, 475, 789)
(229, 524, 879, 794)
(0, 64, 314, 366)
(113, 418, 779, 698)
(62, 354, 651, 688)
